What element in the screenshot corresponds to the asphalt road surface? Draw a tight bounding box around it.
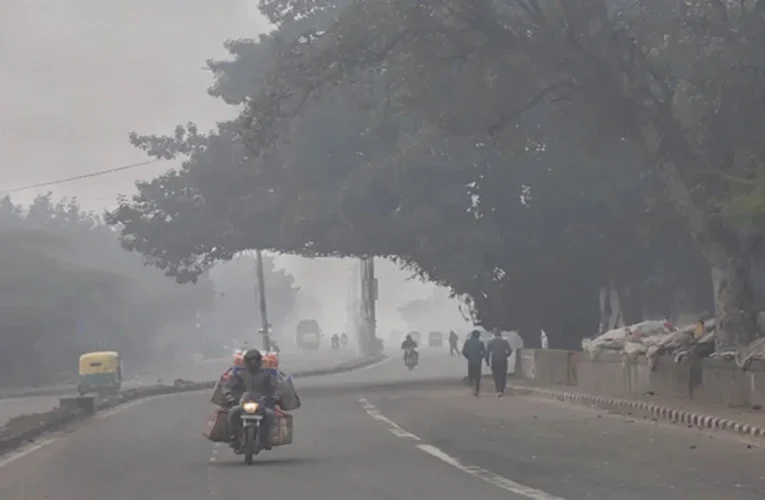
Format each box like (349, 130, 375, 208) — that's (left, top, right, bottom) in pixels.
(0, 349, 361, 426)
(3, 347, 763, 500)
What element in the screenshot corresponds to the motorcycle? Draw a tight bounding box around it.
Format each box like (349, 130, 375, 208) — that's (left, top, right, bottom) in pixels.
(404, 347, 418, 370)
(234, 395, 271, 465)
(330, 336, 340, 350)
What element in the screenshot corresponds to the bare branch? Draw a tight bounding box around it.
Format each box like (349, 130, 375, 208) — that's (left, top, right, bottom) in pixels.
(696, 170, 758, 186)
(487, 80, 577, 138)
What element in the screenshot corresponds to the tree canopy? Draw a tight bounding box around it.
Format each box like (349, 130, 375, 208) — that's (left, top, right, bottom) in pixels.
(109, 0, 765, 350)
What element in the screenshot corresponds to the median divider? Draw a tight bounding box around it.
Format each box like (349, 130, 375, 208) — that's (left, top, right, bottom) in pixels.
(0, 353, 387, 457)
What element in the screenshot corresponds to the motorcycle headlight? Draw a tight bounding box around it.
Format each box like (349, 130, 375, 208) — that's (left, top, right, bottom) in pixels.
(242, 402, 259, 414)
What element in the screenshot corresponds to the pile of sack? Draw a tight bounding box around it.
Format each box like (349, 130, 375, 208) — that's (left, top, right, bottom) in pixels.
(581, 320, 677, 359)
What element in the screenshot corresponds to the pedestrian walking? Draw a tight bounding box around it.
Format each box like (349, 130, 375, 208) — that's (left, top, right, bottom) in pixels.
(448, 330, 459, 356)
(486, 328, 512, 397)
(462, 330, 486, 397)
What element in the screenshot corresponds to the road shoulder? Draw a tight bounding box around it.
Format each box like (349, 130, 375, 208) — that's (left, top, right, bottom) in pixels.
(365, 386, 765, 500)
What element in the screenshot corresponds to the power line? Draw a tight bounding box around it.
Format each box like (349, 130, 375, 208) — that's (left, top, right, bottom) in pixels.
(0, 159, 164, 195)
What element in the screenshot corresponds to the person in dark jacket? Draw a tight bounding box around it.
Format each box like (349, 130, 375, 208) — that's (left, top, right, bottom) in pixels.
(486, 328, 513, 397)
(448, 331, 459, 356)
(462, 330, 486, 397)
(223, 349, 278, 450)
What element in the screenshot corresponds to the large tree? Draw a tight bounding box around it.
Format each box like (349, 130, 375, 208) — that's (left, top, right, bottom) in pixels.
(109, 0, 725, 349)
(234, 0, 763, 350)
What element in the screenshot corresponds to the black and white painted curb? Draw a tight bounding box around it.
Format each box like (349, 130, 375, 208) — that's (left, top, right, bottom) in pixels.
(511, 385, 765, 438)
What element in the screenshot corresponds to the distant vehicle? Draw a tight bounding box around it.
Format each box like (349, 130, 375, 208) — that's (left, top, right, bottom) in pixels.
(296, 319, 322, 351)
(428, 331, 444, 348)
(77, 351, 122, 396)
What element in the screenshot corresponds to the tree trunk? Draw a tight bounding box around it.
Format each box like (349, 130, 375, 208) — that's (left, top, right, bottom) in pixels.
(647, 147, 758, 349)
(618, 285, 644, 326)
(598, 285, 612, 334)
(711, 260, 758, 350)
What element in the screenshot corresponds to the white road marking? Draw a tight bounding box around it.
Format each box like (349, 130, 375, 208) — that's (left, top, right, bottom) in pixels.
(348, 355, 394, 373)
(1, 393, 176, 468)
(208, 443, 221, 463)
(358, 397, 567, 500)
(95, 395, 163, 419)
(417, 444, 567, 500)
(357, 398, 420, 440)
(0, 437, 58, 468)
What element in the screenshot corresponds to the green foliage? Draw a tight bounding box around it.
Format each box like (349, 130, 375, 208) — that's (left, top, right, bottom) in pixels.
(110, 0, 758, 347)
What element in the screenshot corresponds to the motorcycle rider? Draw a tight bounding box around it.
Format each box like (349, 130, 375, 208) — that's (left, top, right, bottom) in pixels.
(340, 332, 348, 346)
(401, 334, 419, 363)
(330, 333, 340, 349)
(223, 349, 278, 451)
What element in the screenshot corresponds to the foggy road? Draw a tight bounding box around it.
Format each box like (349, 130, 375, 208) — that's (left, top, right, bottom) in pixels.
(0, 349, 361, 426)
(3, 348, 764, 500)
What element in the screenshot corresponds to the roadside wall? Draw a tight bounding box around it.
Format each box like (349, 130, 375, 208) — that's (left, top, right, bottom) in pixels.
(515, 348, 765, 409)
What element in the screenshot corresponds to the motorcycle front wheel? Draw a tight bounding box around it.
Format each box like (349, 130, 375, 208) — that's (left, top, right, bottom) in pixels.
(243, 426, 258, 465)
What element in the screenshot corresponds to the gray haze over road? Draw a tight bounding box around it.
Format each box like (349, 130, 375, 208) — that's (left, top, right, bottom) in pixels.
(2, 348, 763, 500)
(0, 350, 361, 426)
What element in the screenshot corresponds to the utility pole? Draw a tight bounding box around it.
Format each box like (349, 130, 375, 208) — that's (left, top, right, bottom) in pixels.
(359, 257, 379, 354)
(255, 249, 270, 351)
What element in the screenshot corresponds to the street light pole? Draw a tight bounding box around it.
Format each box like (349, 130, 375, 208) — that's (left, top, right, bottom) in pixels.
(255, 249, 270, 351)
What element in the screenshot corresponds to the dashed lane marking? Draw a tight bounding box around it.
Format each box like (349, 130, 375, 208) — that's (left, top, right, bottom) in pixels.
(358, 398, 420, 440)
(358, 397, 568, 500)
(209, 443, 220, 463)
(417, 444, 567, 500)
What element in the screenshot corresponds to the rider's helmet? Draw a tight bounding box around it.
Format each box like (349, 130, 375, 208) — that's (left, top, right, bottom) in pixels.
(242, 349, 263, 370)
(405, 333, 412, 341)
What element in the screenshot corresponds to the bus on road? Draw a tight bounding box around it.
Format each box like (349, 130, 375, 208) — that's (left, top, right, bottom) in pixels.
(296, 319, 322, 351)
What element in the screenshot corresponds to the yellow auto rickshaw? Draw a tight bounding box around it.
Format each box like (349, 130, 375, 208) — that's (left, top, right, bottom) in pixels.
(78, 351, 122, 396)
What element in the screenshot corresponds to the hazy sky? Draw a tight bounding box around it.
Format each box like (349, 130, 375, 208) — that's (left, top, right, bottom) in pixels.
(0, 0, 266, 206)
(0, 0, 467, 331)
